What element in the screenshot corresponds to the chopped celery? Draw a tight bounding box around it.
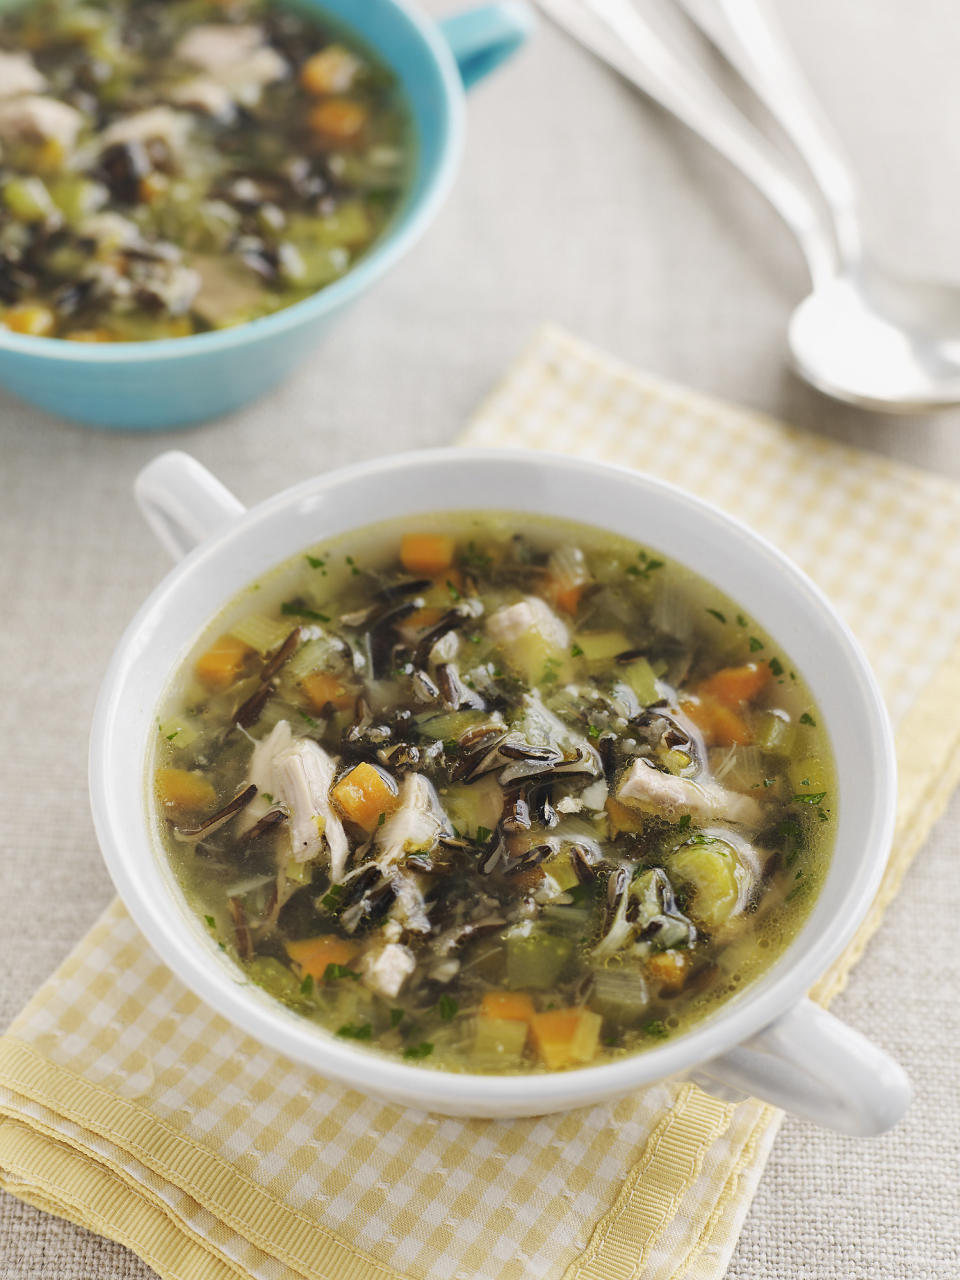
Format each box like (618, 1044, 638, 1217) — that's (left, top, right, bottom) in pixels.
(755, 710, 796, 755)
(590, 966, 649, 1025)
(670, 840, 740, 928)
(623, 656, 659, 705)
(473, 1015, 528, 1066)
(284, 859, 312, 887)
(3, 176, 57, 223)
(417, 710, 494, 742)
(286, 635, 338, 681)
(229, 612, 295, 656)
(574, 630, 631, 663)
(505, 932, 575, 989)
(541, 900, 595, 931)
(440, 776, 503, 839)
(246, 956, 302, 1005)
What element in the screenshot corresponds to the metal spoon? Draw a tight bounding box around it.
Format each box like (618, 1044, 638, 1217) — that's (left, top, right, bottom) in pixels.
(539, 0, 960, 412)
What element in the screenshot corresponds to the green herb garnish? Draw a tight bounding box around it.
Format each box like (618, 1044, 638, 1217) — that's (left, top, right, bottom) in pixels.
(281, 601, 330, 622)
(390, 1008, 404, 1028)
(748, 636, 764, 652)
(769, 657, 784, 677)
(644, 1019, 669, 1039)
(337, 1023, 373, 1040)
(706, 608, 726, 624)
(300, 974, 314, 996)
(799, 712, 817, 726)
(475, 825, 492, 845)
(676, 814, 691, 831)
(324, 963, 360, 982)
(571, 643, 584, 658)
(403, 1041, 434, 1060)
(321, 884, 344, 913)
(204, 915, 215, 928)
(792, 791, 827, 805)
(165, 729, 181, 741)
(298, 709, 321, 730)
(437, 995, 458, 1021)
(305, 555, 325, 569)
(446, 579, 462, 601)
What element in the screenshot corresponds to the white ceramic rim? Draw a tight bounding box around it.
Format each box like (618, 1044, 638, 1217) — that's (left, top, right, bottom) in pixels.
(89, 448, 897, 1112)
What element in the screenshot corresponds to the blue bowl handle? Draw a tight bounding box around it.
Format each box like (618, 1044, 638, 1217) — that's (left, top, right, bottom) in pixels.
(438, 1, 534, 89)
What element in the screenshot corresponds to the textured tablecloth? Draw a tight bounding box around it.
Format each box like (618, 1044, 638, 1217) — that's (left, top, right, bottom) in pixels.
(1, 0, 959, 1275)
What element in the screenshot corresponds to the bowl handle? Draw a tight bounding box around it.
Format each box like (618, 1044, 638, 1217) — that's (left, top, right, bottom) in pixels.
(438, 1, 535, 89)
(692, 997, 911, 1135)
(135, 451, 246, 562)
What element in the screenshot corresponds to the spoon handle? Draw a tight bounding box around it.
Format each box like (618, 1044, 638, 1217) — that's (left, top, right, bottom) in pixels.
(677, 0, 862, 265)
(537, 0, 836, 284)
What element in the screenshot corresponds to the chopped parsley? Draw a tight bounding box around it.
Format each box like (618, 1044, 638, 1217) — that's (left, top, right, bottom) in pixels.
(706, 608, 726, 624)
(475, 825, 492, 845)
(768, 657, 784, 677)
(571, 643, 584, 658)
(644, 1019, 669, 1039)
(446, 579, 462, 602)
(337, 1023, 373, 1040)
(799, 712, 817, 726)
(345, 555, 361, 577)
(587, 724, 600, 740)
(748, 636, 764, 652)
(403, 1041, 434, 1060)
(461, 541, 492, 571)
(324, 963, 360, 982)
(305, 554, 326, 569)
(298, 709, 321, 730)
(792, 791, 827, 805)
(321, 884, 344, 914)
(437, 995, 458, 1021)
(736, 614, 747, 627)
(676, 814, 691, 831)
(281, 601, 330, 622)
(299, 974, 314, 996)
(165, 729, 181, 741)
(203, 915, 215, 928)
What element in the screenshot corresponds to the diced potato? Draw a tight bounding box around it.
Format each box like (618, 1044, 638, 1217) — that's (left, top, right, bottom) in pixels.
(473, 1015, 529, 1066)
(670, 840, 740, 928)
(646, 949, 689, 992)
(194, 633, 252, 689)
(530, 1008, 602, 1069)
(480, 991, 535, 1022)
(286, 935, 358, 980)
(574, 631, 631, 663)
(606, 796, 644, 835)
(543, 849, 582, 891)
(156, 767, 216, 816)
(331, 762, 399, 832)
(400, 533, 456, 576)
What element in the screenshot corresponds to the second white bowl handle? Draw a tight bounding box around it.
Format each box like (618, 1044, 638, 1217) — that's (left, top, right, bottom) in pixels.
(135, 451, 246, 561)
(693, 997, 911, 1135)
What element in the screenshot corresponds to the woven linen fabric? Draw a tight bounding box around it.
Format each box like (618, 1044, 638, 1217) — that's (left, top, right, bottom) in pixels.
(2, 327, 960, 1280)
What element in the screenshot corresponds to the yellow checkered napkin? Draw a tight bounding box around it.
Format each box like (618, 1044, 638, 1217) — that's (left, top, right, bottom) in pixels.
(3, 326, 960, 1280)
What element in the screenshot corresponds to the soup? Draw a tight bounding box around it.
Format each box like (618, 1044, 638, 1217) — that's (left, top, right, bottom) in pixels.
(152, 514, 835, 1073)
(0, 0, 410, 340)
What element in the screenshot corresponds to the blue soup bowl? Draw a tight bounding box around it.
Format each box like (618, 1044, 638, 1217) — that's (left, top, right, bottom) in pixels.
(0, 0, 532, 430)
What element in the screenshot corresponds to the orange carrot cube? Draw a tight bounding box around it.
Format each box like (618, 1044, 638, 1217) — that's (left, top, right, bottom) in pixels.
(530, 1008, 602, 1069)
(400, 533, 456, 576)
(286, 936, 359, 980)
(480, 992, 536, 1023)
(331, 762, 399, 832)
(156, 767, 216, 816)
(194, 634, 252, 690)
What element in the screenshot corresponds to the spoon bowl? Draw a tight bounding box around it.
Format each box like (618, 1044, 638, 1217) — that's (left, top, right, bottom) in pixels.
(789, 269, 960, 412)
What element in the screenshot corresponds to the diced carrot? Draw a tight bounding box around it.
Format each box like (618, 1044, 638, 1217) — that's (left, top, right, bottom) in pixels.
(194, 634, 252, 690)
(3, 303, 55, 336)
(400, 533, 456, 576)
(553, 583, 584, 615)
(307, 97, 368, 142)
(398, 605, 444, 635)
(681, 695, 752, 747)
(300, 45, 360, 96)
(331, 762, 399, 832)
(696, 662, 771, 709)
(286, 935, 359, 979)
(647, 950, 689, 992)
(530, 1008, 603, 1070)
(301, 671, 355, 712)
(481, 991, 536, 1023)
(155, 767, 216, 816)
(606, 796, 645, 835)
